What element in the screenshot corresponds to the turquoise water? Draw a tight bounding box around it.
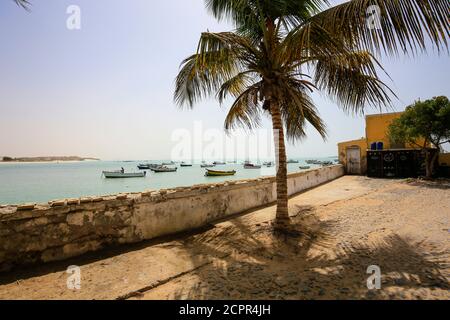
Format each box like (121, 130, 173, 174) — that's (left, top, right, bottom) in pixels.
(0, 159, 334, 205)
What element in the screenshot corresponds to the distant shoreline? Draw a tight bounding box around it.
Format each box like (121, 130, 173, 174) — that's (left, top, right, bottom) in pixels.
(1, 156, 100, 163)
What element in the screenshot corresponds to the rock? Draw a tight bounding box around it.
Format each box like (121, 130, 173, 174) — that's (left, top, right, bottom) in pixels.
(17, 203, 36, 211)
(67, 199, 79, 205)
(49, 200, 65, 207)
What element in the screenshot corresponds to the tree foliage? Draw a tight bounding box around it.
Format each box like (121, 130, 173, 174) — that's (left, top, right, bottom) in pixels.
(389, 96, 450, 149)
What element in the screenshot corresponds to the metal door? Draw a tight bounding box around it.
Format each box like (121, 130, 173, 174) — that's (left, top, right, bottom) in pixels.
(346, 147, 361, 175)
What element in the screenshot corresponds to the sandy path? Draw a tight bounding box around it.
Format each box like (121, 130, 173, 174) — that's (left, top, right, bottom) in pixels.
(0, 176, 448, 300)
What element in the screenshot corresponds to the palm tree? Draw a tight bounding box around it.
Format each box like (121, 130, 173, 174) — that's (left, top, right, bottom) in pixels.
(175, 0, 449, 232)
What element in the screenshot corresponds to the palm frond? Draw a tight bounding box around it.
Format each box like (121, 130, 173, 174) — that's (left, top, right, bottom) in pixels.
(313, 50, 396, 114)
(309, 0, 450, 56)
(283, 21, 353, 65)
(224, 85, 263, 131)
(205, 0, 329, 24)
(14, 0, 30, 10)
(217, 71, 257, 103)
(276, 80, 327, 141)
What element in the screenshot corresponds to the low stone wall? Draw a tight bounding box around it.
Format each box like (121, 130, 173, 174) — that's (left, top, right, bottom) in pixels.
(0, 165, 344, 271)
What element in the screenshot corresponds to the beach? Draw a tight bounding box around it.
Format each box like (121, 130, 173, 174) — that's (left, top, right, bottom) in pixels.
(1, 176, 448, 300)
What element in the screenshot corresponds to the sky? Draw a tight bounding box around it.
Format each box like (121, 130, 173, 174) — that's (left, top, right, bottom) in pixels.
(0, 0, 449, 160)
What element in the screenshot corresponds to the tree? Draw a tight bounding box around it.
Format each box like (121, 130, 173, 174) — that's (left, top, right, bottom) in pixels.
(389, 96, 450, 179)
(175, 0, 449, 232)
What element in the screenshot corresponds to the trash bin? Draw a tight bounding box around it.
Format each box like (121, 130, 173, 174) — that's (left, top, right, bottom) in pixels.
(370, 142, 377, 151)
(377, 142, 384, 151)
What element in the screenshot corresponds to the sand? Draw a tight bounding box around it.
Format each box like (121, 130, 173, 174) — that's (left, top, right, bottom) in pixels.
(0, 176, 448, 300)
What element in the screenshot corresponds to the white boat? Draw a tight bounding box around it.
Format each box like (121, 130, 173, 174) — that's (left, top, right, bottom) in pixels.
(137, 163, 159, 170)
(201, 164, 216, 168)
(151, 166, 177, 173)
(103, 171, 146, 178)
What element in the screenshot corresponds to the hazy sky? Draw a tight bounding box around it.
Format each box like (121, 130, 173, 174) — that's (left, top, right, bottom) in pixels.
(1, 0, 449, 160)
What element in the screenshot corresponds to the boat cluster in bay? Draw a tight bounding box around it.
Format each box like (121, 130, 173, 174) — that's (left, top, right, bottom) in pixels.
(101, 159, 335, 179)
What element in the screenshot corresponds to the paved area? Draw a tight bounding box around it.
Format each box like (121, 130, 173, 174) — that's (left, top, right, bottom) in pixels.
(0, 176, 449, 300)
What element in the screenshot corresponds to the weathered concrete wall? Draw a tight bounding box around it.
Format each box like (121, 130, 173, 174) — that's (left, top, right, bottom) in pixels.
(0, 165, 344, 271)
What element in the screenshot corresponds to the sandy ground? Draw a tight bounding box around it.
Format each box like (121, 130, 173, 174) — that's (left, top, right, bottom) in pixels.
(0, 176, 448, 300)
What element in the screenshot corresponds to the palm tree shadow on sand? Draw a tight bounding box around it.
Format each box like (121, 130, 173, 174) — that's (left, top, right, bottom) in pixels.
(157, 206, 449, 300)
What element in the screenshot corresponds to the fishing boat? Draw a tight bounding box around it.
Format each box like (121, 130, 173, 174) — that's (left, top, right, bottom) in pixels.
(137, 164, 159, 170)
(151, 166, 178, 173)
(299, 166, 311, 170)
(200, 163, 215, 168)
(205, 169, 236, 177)
(244, 163, 262, 169)
(264, 161, 275, 167)
(213, 161, 226, 165)
(180, 162, 193, 167)
(102, 171, 146, 179)
(287, 159, 299, 164)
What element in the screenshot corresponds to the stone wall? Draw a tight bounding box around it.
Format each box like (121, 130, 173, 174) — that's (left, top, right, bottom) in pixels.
(0, 165, 344, 271)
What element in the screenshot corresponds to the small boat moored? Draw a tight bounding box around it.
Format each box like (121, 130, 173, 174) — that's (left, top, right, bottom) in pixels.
(201, 163, 216, 168)
(151, 166, 178, 173)
(137, 164, 159, 170)
(103, 170, 146, 179)
(205, 169, 236, 177)
(180, 162, 193, 167)
(299, 166, 311, 170)
(244, 163, 262, 169)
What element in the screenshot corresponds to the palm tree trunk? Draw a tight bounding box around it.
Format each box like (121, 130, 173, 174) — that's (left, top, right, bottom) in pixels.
(270, 102, 290, 231)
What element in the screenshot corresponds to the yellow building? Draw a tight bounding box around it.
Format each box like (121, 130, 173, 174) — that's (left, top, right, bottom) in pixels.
(337, 112, 446, 175)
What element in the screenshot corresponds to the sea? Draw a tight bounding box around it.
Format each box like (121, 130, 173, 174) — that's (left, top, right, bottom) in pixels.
(0, 158, 337, 205)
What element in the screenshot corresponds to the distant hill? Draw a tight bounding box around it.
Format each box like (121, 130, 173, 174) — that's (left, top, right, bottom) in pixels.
(1, 156, 100, 162)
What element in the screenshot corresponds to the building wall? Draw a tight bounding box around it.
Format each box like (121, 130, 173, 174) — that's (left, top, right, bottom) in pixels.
(337, 138, 368, 174)
(0, 165, 344, 271)
(365, 112, 403, 149)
